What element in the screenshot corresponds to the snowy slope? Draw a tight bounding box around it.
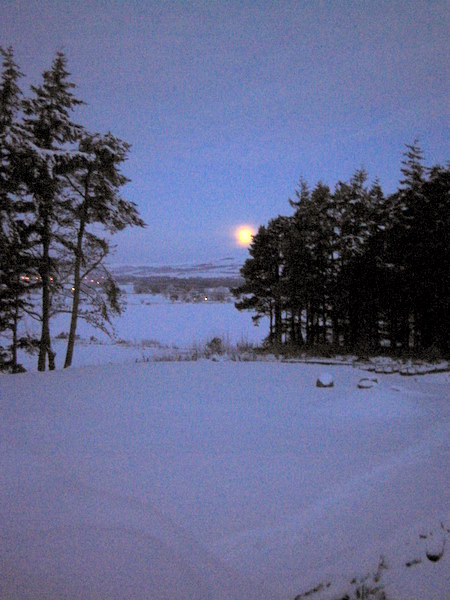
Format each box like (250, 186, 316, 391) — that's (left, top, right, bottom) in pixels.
(1, 363, 449, 599)
(15, 293, 268, 371)
(109, 257, 242, 279)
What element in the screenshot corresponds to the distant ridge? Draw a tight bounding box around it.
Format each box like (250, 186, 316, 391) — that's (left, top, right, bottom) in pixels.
(109, 257, 242, 279)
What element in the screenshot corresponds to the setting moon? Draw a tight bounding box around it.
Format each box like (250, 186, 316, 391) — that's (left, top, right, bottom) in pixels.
(234, 225, 255, 247)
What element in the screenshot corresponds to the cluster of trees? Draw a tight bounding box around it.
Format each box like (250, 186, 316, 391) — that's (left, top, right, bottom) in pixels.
(234, 144, 449, 356)
(0, 47, 144, 372)
(132, 276, 240, 302)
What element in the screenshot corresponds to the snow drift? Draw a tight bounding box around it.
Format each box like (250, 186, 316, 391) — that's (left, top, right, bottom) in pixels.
(1, 362, 448, 599)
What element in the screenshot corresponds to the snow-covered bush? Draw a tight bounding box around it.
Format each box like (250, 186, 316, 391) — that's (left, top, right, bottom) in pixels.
(205, 336, 225, 356)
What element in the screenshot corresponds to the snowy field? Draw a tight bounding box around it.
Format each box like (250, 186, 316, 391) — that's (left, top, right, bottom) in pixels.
(16, 292, 268, 371)
(1, 361, 448, 599)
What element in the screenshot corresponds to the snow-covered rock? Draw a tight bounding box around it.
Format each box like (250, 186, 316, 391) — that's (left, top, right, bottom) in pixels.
(358, 377, 378, 389)
(423, 529, 447, 563)
(238, 351, 254, 362)
(263, 353, 278, 362)
(400, 366, 417, 376)
(316, 372, 334, 388)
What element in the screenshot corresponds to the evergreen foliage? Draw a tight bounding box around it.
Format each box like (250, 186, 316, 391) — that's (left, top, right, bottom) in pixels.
(0, 46, 37, 372)
(0, 49, 145, 371)
(21, 51, 86, 370)
(234, 146, 449, 356)
(60, 130, 145, 367)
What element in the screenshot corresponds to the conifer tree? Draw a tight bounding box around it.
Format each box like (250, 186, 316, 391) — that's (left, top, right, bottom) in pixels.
(0, 46, 35, 372)
(59, 131, 145, 367)
(282, 180, 312, 345)
(22, 51, 84, 370)
(386, 141, 427, 349)
(332, 169, 375, 347)
(301, 181, 333, 345)
(237, 145, 447, 356)
(234, 218, 288, 345)
(1, 50, 146, 370)
(417, 163, 450, 352)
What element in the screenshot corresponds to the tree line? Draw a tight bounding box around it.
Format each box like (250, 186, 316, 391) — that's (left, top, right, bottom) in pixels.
(234, 144, 449, 356)
(0, 47, 145, 372)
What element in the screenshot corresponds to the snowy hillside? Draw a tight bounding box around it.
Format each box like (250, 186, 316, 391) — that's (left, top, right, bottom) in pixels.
(110, 257, 242, 279)
(13, 292, 268, 372)
(1, 362, 448, 599)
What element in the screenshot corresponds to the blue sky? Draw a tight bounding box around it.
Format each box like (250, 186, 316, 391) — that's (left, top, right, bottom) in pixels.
(1, 0, 448, 264)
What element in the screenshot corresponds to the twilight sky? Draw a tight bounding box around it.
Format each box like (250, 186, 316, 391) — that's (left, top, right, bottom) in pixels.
(1, 0, 448, 265)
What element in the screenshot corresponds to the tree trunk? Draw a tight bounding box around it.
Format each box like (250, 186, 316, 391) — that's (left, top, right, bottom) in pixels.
(274, 300, 282, 344)
(64, 215, 86, 368)
(305, 304, 311, 345)
(269, 304, 273, 342)
(38, 215, 51, 371)
(289, 308, 296, 345)
(11, 276, 19, 373)
(332, 312, 340, 348)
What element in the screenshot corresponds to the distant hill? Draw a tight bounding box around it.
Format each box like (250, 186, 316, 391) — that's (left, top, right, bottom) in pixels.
(109, 257, 243, 280)
(109, 258, 244, 301)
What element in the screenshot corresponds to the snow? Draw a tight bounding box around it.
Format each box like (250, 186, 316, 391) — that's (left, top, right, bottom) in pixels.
(109, 258, 241, 278)
(1, 363, 448, 599)
(15, 293, 268, 371)
(316, 372, 334, 387)
(357, 376, 378, 389)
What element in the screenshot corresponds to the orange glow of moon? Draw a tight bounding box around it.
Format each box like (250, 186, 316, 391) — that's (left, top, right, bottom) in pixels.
(235, 225, 255, 247)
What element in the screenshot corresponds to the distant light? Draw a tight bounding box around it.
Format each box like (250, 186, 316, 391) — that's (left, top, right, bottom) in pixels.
(234, 225, 255, 247)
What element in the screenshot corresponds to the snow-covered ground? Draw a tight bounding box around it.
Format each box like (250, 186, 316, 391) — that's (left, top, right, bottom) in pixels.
(110, 257, 242, 278)
(16, 293, 268, 371)
(1, 362, 448, 599)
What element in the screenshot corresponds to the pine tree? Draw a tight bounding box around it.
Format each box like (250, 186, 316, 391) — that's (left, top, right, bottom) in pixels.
(0, 46, 36, 372)
(409, 163, 450, 352)
(59, 131, 145, 367)
(22, 51, 84, 371)
(301, 181, 334, 346)
(332, 169, 376, 348)
(386, 141, 428, 350)
(283, 180, 312, 346)
(234, 218, 289, 345)
(237, 145, 447, 357)
(400, 140, 426, 192)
